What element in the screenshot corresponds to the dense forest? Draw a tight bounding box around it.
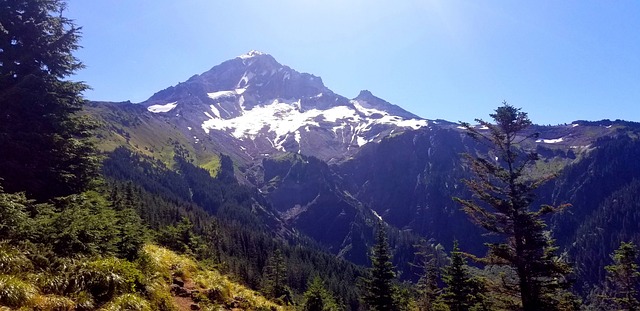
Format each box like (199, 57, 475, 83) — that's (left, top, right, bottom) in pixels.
(2, 1, 640, 310)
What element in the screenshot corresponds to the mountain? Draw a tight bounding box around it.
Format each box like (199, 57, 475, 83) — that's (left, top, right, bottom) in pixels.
(85, 52, 640, 298)
(140, 50, 430, 163)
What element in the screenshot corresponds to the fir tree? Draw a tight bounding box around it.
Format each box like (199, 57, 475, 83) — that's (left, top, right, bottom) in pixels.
(605, 242, 640, 311)
(441, 241, 486, 311)
(454, 103, 574, 311)
(441, 241, 472, 310)
(0, 0, 98, 200)
(363, 221, 397, 311)
(415, 240, 443, 311)
(263, 248, 289, 301)
(303, 276, 340, 311)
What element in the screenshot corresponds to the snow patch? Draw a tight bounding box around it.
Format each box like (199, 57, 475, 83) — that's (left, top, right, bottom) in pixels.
(356, 136, 368, 147)
(238, 72, 254, 88)
(207, 88, 247, 101)
(201, 98, 429, 148)
(209, 105, 221, 118)
(372, 210, 383, 221)
(147, 102, 177, 113)
(294, 130, 302, 153)
(237, 50, 266, 59)
(535, 137, 564, 144)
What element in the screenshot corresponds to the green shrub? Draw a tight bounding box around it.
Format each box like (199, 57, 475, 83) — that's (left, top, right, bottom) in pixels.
(32, 294, 75, 311)
(74, 257, 144, 303)
(49, 192, 119, 257)
(0, 274, 37, 308)
(0, 243, 32, 274)
(73, 291, 95, 311)
(99, 293, 151, 311)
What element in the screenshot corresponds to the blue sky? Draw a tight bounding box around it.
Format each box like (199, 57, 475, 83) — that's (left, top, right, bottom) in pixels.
(68, 1, 640, 124)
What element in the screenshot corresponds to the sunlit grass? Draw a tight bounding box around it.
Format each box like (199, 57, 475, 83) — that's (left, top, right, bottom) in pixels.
(0, 274, 37, 308)
(0, 243, 286, 311)
(99, 293, 151, 311)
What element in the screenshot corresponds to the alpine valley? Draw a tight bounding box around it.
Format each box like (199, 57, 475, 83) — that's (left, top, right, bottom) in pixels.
(86, 50, 640, 305)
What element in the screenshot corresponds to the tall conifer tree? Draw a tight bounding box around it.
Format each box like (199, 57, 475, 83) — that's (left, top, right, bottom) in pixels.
(605, 242, 640, 311)
(0, 0, 97, 200)
(263, 248, 289, 301)
(455, 103, 574, 310)
(363, 221, 398, 311)
(441, 241, 474, 311)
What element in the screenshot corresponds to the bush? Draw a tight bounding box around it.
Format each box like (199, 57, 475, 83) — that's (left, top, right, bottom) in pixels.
(74, 257, 145, 304)
(49, 192, 119, 256)
(0, 274, 37, 308)
(32, 294, 75, 311)
(0, 243, 33, 274)
(99, 293, 151, 311)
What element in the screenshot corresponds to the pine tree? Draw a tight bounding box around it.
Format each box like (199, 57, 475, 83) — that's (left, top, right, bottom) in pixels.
(0, 0, 98, 200)
(417, 258, 440, 311)
(441, 241, 486, 311)
(441, 241, 472, 311)
(303, 276, 340, 311)
(263, 248, 289, 301)
(605, 242, 640, 311)
(454, 103, 574, 311)
(415, 240, 443, 311)
(363, 221, 397, 311)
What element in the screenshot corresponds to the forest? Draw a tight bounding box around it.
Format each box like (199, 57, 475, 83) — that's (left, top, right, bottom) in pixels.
(1, 1, 640, 310)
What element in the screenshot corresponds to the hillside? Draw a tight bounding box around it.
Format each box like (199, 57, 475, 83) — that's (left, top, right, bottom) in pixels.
(0, 242, 287, 311)
(83, 52, 640, 297)
(6, 2, 640, 310)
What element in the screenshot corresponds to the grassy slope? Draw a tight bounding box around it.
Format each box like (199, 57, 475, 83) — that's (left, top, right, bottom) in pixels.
(84, 102, 221, 177)
(0, 243, 289, 311)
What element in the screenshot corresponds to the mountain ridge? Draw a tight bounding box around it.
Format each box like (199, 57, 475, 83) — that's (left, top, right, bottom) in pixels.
(135, 51, 429, 163)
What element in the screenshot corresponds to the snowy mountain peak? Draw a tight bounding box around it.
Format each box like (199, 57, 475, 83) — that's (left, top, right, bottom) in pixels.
(141, 53, 431, 162)
(237, 50, 268, 59)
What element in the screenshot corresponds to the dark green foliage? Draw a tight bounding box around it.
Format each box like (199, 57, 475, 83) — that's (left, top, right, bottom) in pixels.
(455, 103, 574, 310)
(0, 188, 145, 261)
(303, 276, 341, 311)
(0, 186, 151, 309)
(102, 148, 364, 310)
(565, 178, 640, 293)
(363, 221, 398, 311)
(605, 242, 640, 310)
(262, 248, 290, 302)
(414, 240, 445, 311)
(0, 0, 98, 200)
(49, 192, 120, 256)
(441, 241, 486, 311)
(156, 217, 206, 257)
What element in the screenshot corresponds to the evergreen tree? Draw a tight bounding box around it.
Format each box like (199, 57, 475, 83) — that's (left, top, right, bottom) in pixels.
(605, 242, 640, 311)
(454, 103, 574, 311)
(363, 221, 397, 311)
(0, 0, 98, 200)
(303, 276, 340, 311)
(415, 240, 443, 311)
(441, 241, 486, 311)
(417, 258, 440, 311)
(263, 248, 289, 301)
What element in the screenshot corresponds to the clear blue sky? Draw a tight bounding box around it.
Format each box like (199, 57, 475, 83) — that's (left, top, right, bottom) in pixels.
(67, 1, 640, 125)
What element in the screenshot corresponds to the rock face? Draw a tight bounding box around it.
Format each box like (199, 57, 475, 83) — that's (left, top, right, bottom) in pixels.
(141, 50, 430, 163)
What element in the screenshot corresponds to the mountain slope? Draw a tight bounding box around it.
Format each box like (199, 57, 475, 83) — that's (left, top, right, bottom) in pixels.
(83, 51, 640, 301)
(140, 51, 429, 163)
